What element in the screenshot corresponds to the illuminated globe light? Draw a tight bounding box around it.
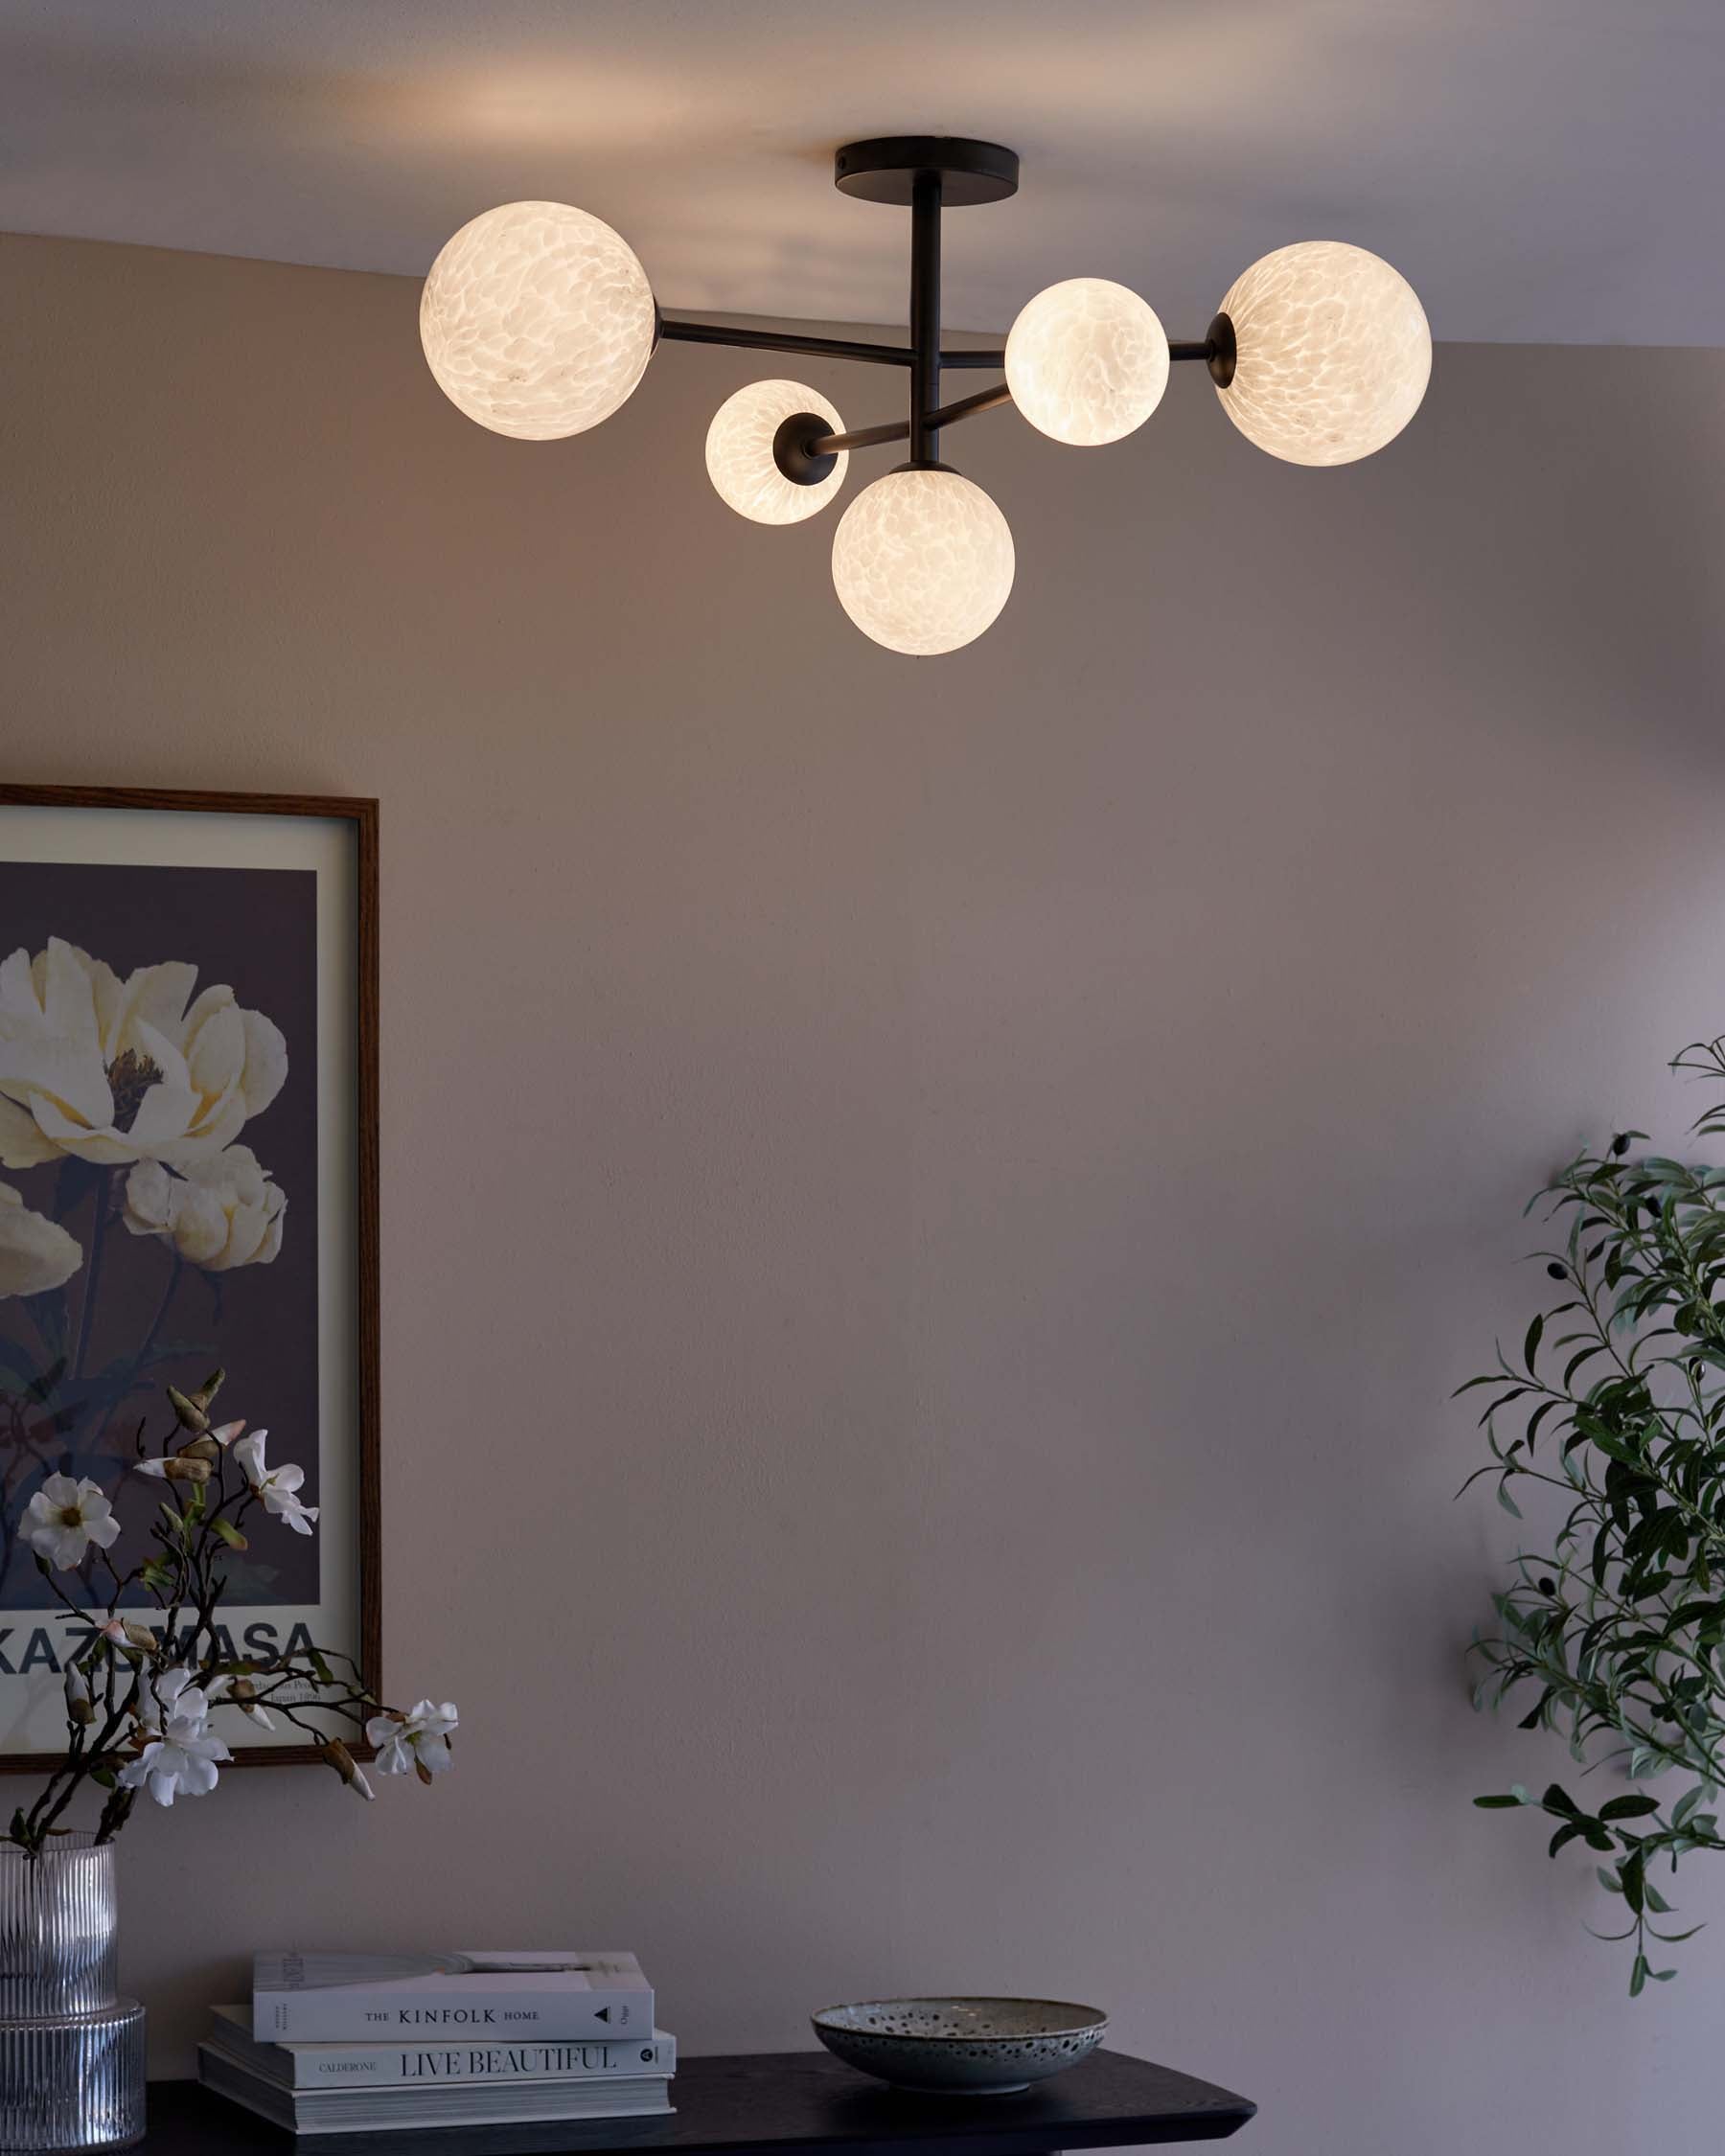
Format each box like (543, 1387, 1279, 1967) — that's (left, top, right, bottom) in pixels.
(420, 201, 656, 441)
(705, 379, 849, 525)
(831, 468, 1015, 656)
(1214, 241, 1431, 467)
(1004, 278, 1170, 446)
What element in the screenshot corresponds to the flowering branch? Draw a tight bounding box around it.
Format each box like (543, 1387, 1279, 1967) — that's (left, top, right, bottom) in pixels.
(7, 1369, 454, 1856)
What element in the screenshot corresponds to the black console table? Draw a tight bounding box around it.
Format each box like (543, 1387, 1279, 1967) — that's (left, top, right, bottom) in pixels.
(140, 2049, 1254, 2152)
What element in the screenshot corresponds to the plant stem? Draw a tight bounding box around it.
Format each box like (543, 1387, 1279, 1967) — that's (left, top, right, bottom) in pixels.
(71, 1170, 114, 1384)
(134, 1253, 181, 1375)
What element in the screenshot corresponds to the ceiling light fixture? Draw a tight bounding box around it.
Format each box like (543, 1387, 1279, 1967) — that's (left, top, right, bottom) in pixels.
(421, 138, 1432, 655)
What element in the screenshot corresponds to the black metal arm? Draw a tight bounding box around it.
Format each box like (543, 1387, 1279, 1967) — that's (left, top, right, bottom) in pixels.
(656, 317, 914, 368)
(658, 315, 1008, 375)
(664, 179, 1236, 485)
(806, 378, 1015, 458)
(666, 134, 1236, 484)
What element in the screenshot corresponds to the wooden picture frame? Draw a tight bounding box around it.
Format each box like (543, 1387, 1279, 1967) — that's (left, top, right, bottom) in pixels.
(0, 784, 379, 1769)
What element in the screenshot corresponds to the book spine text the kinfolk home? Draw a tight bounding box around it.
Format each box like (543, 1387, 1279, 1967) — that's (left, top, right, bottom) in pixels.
(210, 2014, 676, 2090)
(251, 1954, 654, 2043)
(255, 1987, 654, 2042)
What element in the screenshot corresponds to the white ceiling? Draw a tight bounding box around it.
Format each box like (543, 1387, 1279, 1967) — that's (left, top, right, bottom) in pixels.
(1, 0, 1721, 345)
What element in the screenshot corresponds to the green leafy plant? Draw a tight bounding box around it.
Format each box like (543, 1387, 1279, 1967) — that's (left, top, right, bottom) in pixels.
(1466, 1034, 1725, 1994)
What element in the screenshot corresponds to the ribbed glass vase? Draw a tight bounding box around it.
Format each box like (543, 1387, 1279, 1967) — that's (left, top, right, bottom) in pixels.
(0, 1838, 145, 2152)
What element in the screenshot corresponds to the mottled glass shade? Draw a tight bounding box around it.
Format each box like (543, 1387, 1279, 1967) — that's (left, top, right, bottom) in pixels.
(420, 201, 656, 441)
(705, 379, 848, 524)
(1215, 241, 1431, 466)
(1005, 278, 1170, 446)
(831, 468, 1015, 655)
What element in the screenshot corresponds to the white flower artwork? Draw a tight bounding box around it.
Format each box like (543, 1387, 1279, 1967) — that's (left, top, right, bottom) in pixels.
(0, 938, 286, 1171)
(0, 792, 377, 1772)
(124, 1144, 285, 1272)
(0, 1181, 82, 1297)
(0, 929, 299, 1629)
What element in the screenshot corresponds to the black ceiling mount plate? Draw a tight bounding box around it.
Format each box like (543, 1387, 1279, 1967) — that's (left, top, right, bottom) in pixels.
(835, 137, 1020, 207)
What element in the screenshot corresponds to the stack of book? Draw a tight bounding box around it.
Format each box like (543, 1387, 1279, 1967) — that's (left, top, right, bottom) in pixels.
(198, 1950, 673, 2135)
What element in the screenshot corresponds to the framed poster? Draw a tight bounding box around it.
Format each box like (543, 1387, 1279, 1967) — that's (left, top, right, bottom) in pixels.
(0, 786, 378, 1768)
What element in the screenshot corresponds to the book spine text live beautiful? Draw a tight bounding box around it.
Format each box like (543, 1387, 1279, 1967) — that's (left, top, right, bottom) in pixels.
(259, 2035, 673, 2089)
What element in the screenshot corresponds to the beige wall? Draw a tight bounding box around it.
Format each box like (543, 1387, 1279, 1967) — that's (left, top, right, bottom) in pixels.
(4, 232, 1725, 2152)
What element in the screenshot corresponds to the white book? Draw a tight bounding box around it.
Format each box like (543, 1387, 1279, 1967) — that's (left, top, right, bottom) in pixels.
(198, 2047, 674, 2135)
(211, 2005, 677, 2090)
(252, 1951, 653, 2043)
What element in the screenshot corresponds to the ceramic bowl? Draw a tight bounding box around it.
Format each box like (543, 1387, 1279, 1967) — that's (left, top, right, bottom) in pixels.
(810, 1997, 1108, 2095)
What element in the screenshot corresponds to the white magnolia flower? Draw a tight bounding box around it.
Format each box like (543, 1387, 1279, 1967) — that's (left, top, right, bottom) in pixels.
(0, 937, 287, 1170)
(118, 1668, 231, 1806)
(233, 1430, 317, 1534)
(365, 1699, 458, 1778)
(0, 1181, 82, 1297)
(131, 1664, 201, 1734)
(21, 1473, 122, 1569)
(124, 1145, 285, 1272)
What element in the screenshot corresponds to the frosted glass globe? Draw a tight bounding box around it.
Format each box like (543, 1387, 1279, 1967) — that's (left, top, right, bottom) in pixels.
(420, 200, 656, 441)
(1005, 278, 1170, 446)
(704, 379, 849, 525)
(831, 468, 1014, 655)
(1215, 241, 1431, 466)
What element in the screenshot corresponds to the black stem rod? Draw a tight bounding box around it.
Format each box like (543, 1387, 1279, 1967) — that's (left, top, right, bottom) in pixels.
(908, 170, 943, 465)
(926, 380, 1013, 431)
(662, 315, 1009, 372)
(810, 417, 911, 455)
(658, 319, 1222, 375)
(657, 317, 915, 368)
(807, 378, 1013, 458)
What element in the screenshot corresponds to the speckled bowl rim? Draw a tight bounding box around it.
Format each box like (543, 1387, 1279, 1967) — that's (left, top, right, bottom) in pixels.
(811, 1998, 1109, 2043)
